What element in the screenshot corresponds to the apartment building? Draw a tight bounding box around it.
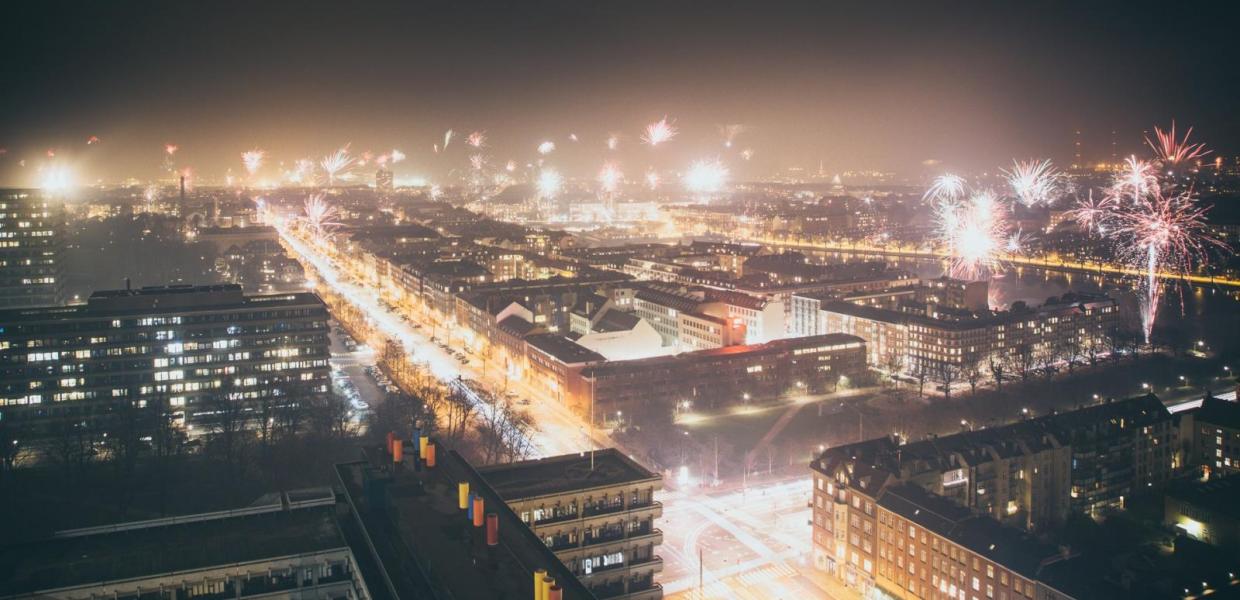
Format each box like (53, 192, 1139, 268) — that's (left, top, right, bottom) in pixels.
(478, 449, 665, 600)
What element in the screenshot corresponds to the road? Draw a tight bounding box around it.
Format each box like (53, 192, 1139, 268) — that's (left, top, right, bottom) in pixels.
(279, 225, 589, 458)
(275, 223, 856, 598)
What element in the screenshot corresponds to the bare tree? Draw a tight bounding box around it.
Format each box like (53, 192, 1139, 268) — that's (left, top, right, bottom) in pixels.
(964, 357, 984, 396)
(1012, 341, 1037, 382)
(1057, 339, 1083, 374)
(146, 392, 189, 515)
(309, 392, 354, 439)
(203, 379, 251, 484)
(934, 363, 960, 402)
(989, 354, 1008, 396)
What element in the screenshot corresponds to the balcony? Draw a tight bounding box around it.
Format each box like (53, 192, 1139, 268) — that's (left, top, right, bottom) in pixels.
(533, 510, 580, 527)
(583, 502, 628, 518)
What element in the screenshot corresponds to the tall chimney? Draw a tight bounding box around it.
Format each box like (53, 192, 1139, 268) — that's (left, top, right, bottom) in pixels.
(179, 175, 186, 216)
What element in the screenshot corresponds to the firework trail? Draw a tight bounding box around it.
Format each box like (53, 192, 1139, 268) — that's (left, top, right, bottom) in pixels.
(1112, 188, 1226, 343)
(607, 133, 621, 151)
(467, 131, 487, 148)
(598, 162, 622, 194)
(86, 135, 100, 145)
(537, 141, 556, 155)
(642, 117, 678, 146)
(923, 174, 966, 203)
(505, 160, 517, 172)
(443, 130, 455, 151)
(1003, 159, 1061, 206)
(718, 124, 746, 148)
(645, 170, 660, 190)
(302, 194, 342, 242)
(569, 133, 579, 142)
(935, 190, 1012, 280)
(537, 168, 563, 199)
(683, 159, 729, 195)
(320, 145, 355, 185)
(242, 149, 266, 175)
(1146, 121, 1210, 166)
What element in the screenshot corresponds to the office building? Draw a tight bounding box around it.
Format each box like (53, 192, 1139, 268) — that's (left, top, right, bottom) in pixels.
(0, 283, 330, 436)
(1166, 476, 1240, 549)
(0, 190, 65, 309)
(479, 449, 665, 599)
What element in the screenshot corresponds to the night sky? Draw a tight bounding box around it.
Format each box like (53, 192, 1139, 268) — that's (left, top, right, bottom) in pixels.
(3, 0, 1238, 185)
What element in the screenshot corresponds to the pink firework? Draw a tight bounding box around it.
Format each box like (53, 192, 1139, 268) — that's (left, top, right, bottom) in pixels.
(1145, 121, 1210, 166)
(1111, 188, 1227, 343)
(1065, 189, 1117, 234)
(467, 131, 487, 148)
(165, 144, 179, 156)
(642, 116, 678, 147)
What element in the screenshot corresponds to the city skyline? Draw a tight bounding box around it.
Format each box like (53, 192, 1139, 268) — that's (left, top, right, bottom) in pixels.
(3, 1, 1240, 186)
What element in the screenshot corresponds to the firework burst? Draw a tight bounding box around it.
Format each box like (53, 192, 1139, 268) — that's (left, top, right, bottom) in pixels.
(1110, 155, 1160, 203)
(467, 131, 487, 148)
(320, 145, 355, 185)
(537, 141, 556, 155)
(242, 149, 266, 175)
(443, 129, 455, 151)
(642, 116, 678, 146)
(389, 149, 406, 163)
(645, 170, 661, 190)
(606, 133, 621, 151)
(935, 190, 1013, 280)
(1003, 159, 1061, 206)
(302, 194, 342, 241)
(598, 162, 622, 194)
(1065, 190, 1118, 234)
(683, 159, 729, 195)
(165, 144, 179, 156)
(1146, 121, 1209, 166)
(537, 168, 563, 199)
(924, 174, 966, 203)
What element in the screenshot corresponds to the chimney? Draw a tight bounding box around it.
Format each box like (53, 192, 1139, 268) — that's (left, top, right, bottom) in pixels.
(179, 175, 186, 216)
(125, 277, 131, 292)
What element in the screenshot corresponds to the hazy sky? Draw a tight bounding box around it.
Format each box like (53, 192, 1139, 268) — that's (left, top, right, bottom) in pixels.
(2, 0, 1237, 186)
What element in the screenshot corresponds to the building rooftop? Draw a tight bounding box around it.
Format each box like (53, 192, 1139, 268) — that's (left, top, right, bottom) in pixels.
(0, 494, 345, 597)
(1166, 476, 1240, 519)
(477, 448, 660, 501)
(525, 333, 607, 365)
(879, 483, 1062, 580)
(0, 284, 325, 324)
(581, 333, 864, 378)
(591, 309, 641, 333)
(336, 445, 594, 600)
(1195, 395, 1240, 430)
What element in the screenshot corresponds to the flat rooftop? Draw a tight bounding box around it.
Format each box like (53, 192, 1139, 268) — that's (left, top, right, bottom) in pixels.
(336, 444, 594, 600)
(0, 503, 345, 597)
(477, 448, 660, 501)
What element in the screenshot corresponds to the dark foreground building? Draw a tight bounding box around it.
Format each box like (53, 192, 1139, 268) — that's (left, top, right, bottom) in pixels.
(479, 449, 665, 600)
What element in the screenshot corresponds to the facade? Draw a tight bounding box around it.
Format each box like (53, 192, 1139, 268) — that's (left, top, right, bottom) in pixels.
(0, 190, 65, 309)
(809, 470, 1065, 600)
(1180, 396, 1240, 478)
(478, 449, 665, 600)
(0, 489, 372, 600)
(1165, 476, 1240, 549)
(821, 292, 1119, 375)
(575, 334, 867, 424)
(0, 284, 330, 436)
(814, 394, 1175, 534)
